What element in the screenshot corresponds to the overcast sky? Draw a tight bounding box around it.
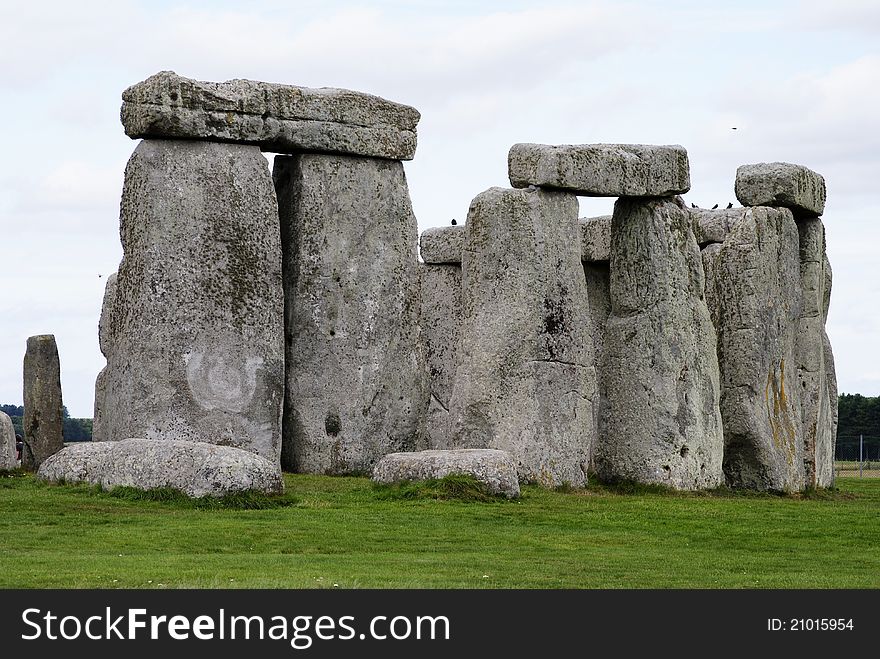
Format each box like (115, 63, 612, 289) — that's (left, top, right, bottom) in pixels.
(1, 0, 878, 416)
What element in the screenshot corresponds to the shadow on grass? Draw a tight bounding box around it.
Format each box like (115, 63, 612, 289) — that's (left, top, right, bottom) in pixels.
(372, 474, 515, 503)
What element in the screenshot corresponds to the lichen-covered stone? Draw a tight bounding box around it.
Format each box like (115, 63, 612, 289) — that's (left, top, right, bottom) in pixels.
(22, 334, 64, 470)
(420, 225, 466, 264)
(421, 263, 462, 449)
(597, 197, 723, 490)
(690, 208, 746, 246)
(122, 71, 419, 160)
(97, 272, 118, 359)
(95, 140, 284, 466)
(0, 412, 17, 470)
(448, 186, 597, 487)
(701, 207, 805, 491)
(372, 448, 520, 498)
(508, 143, 690, 197)
(583, 262, 611, 471)
(735, 162, 826, 218)
(580, 215, 611, 262)
(274, 153, 428, 475)
(817, 331, 838, 487)
(38, 439, 283, 497)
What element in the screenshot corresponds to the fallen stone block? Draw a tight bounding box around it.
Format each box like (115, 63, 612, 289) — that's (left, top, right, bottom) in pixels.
(596, 197, 724, 489)
(508, 143, 690, 197)
(419, 225, 466, 264)
(372, 449, 520, 498)
(37, 439, 283, 497)
(274, 153, 428, 475)
(0, 412, 17, 470)
(22, 334, 64, 470)
(449, 186, 597, 488)
(580, 215, 611, 261)
(122, 71, 419, 160)
(735, 162, 826, 218)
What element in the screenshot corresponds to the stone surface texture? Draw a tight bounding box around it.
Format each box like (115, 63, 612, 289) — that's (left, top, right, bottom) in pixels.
(38, 439, 283, 497)
(372, 448, 520, 498)
(421, 263, 463, 450)
(94, 140, 284, 466)
(701, 207, 806, 491)
(274, 153, 428, 475)
(580, 215, 612, 262)
(690, 208, 745, 246)
(735, 162, 826, 218)
(448, 186, 598, 487)
(0, 412, 17, 470)
(583, 262, 611, 471)
(597, 197, 724, 489)
(22, 334, 64, 470)
(508, 143, 690, 197)
(122, 71, 419, 160)
(419, 225, 466, 264)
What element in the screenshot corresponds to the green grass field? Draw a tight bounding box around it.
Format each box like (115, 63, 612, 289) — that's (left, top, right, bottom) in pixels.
(1, 472, 878, 589)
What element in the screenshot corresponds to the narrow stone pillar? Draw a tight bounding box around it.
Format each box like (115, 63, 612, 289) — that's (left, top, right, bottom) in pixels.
(274, 153, 428, 475)
(449, 186, 598, 487)
(0, 412, 17, 470)
(22, 334, 64, 470)
(597, 197, 724, 489)
(94, 139, 284, 466)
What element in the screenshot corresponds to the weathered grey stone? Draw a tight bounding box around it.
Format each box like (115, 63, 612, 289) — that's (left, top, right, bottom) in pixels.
(419, 225, 466, 264)
(0, 412, 17, 470)
(421, 263, 463, 450)
(372, 449, 520, 498)
(735, 162, 826, 218)
(690, 208, 745, 246)
(97, 271, 118, 359)
(583, 262, 611, 471)
(37, 439, 283, 497)
(122, 71, 419, 160)
(596, 197, 723, 489)
(274, 153, 428, 475)
(95, 140, 284, 466)
(817, 331, 838, 488)
(508, 143, 690, 197)
(701, 207, 806, 491)
(22, 334, 64, 470)
(580, 215, 611, 262)
(796, 217, 834, 487)
(448, 186, 597, 487)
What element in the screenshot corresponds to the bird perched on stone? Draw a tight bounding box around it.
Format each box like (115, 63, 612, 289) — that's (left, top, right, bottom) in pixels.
(711, 204, 719, 209)
(691, 203, 698, 208)
(726, 202, 733, 209)
(451, 219, 457, 225)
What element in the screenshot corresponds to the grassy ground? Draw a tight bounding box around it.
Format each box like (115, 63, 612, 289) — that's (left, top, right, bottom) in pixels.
(1, 471, 878, 589)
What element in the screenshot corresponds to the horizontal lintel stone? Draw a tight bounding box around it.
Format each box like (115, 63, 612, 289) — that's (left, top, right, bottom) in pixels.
(735, 162, 826, 218)
(508, 143, 690, 197)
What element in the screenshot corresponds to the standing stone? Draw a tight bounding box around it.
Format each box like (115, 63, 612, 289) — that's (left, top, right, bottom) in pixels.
(420, 225, 466, 264)
(583, 262, 611, 472)
(93, 271, 118, 444)
(421, 262, 463, 450)
(0, 412, 17, 470)
(580, 215, 612, 262)
(797, 217, 834, 487)
(597, 197, 723, 489)
(95, 140, 284, 466)
(22, 335, 64, 470)
(448, 186, 597, 487)
(818, 331, 838, 487)
(274, 153, 428, 475)
(701, 207, 805, 491)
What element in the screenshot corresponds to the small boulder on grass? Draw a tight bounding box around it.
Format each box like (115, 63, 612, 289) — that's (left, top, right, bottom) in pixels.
(372, 449, 520, 499)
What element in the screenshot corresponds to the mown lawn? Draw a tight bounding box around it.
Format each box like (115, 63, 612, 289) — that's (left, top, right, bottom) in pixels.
(0, 472, 877, 589)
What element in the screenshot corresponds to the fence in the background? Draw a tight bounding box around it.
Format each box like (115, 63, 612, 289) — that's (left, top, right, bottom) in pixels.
(835, 436, 880, 479)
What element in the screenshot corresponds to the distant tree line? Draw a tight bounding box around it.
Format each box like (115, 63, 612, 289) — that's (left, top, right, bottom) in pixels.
(0, 404, 92, 441)
(837, 394, 880, 438)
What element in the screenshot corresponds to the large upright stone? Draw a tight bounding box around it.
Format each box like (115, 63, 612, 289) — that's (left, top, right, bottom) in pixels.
(735, 162, 826, 218)
(701, 207, 805, 491)
(122, 71, 419, 160)
(93, 272, 118, 444)
(22, 335, 64, 470)
(797, 217, 835, 487)
(580, 215, 612, 262)
(274, 153, 428, 475)
(597, 197, 723, 489)
(508, 143, 690, 197)
(448, 186, 598, 487)
(0, 412, 17, 470)
(421, 262, 463, 449)
(95, 140, 284, 465)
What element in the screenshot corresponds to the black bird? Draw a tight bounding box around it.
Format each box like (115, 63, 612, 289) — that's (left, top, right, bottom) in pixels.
(711, 204, 719, 210)
(451, 219, 457, 226)
(726, 202, 733, 209)
(691, 203, 698, 209)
